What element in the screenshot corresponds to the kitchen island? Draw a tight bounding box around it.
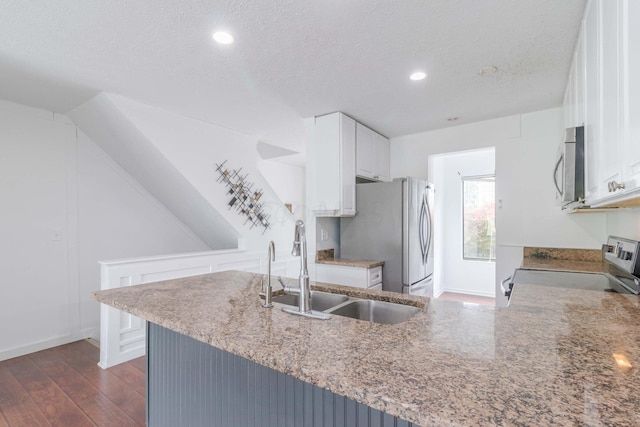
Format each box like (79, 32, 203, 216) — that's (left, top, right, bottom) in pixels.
(92, 270, 640, 426)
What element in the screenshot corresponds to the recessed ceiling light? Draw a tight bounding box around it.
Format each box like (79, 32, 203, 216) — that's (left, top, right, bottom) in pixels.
(409, 71, 427, 81)
(212, 31, 234, 45)
(478, 66, 498, 76)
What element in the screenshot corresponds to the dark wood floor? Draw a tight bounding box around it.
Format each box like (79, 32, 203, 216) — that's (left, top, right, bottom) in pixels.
(0, 340, 146, 426)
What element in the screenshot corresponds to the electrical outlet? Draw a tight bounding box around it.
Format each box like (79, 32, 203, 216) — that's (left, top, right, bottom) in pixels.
(320, 229, 329, 241)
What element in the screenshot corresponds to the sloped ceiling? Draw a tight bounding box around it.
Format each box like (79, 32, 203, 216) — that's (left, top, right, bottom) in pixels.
(0, 0, 586, 158)
(69, 93, 240, 250)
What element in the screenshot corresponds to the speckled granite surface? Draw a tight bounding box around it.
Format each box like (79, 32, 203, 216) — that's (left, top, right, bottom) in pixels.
(523, 247, 606, 273)
(522, 257, 608, 273)
(93, 270, 640, 426)
(316, 248, 384, 268)
(523, 247, 602, 262)
(316, 258, 385, 268)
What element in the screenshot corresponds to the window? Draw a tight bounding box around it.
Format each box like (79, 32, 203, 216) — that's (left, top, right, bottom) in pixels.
(462, 176, 496, 261)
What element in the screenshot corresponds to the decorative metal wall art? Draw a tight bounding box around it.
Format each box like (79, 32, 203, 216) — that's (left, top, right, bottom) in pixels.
(215, 161, 270, 233)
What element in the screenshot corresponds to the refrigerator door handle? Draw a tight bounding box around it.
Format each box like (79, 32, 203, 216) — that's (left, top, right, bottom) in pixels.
(424, 191, 432, 263)
(419, 193, 427, 263)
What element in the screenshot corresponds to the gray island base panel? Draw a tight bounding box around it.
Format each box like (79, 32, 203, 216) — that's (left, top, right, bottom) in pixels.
(147, 322, 417, 427)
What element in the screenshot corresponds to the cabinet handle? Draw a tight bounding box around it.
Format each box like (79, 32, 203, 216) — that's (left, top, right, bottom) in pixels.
(609, 180, 626, 192)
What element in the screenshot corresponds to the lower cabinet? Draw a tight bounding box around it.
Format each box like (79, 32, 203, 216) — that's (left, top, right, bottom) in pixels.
(314, 264, 383, 289)
(147, 323, 416, 427)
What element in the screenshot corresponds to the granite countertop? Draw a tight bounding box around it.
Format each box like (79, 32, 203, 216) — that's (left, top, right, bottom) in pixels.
(522, 247, 607, 273)
(315, 248, 384, 269)
(92, 271, 640, 426)
(522, 257, 608, 273)
(315, 258, 384, 268)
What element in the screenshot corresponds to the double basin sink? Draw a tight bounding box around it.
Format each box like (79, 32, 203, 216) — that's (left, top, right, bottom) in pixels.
(273, 291, 420, 325)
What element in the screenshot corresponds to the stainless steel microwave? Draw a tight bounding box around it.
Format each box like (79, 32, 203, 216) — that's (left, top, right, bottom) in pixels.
(553, 126, 585, 209)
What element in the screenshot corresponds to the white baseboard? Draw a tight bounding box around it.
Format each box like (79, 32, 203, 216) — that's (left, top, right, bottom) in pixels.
(439, 288, 495, 298)
(0, 329, 94, 362)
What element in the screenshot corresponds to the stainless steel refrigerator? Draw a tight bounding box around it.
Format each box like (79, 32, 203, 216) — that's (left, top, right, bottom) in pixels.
(340, 177, 434, 295)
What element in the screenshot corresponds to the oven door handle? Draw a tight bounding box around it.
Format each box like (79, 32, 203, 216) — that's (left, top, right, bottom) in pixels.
(500, 275, 513, 298)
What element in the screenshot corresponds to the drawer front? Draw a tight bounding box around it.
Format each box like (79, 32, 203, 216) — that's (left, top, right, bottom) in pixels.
(368, 266, 382, 286)
(315, 264, 368, 288)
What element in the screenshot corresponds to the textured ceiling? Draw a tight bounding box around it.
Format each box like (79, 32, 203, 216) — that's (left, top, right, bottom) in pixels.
(0, 0, 586, 158)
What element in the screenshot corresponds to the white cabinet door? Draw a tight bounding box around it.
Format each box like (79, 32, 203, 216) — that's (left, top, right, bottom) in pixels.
(314, 264, 382, 288)
(563, 61, 575, 128)
(584, 0, 603, 203)
(340, 115, 356, 215)
(373, 133, 390, 181)
(581, 0, 640, 207)
(621, 0, 640, 191)
(598, 0, 623, 193)
(312, 113, 356, 217)
(562, 20, 585, 127)
(356, 123, 390, 182)
(356, 123, 374, 179)
(575, 26, 586, 127)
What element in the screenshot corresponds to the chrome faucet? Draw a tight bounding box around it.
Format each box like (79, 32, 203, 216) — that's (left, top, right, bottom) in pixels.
(292, 220, 310, 312)
(281, 220, 331, 320)
(261, 241, 276, 308)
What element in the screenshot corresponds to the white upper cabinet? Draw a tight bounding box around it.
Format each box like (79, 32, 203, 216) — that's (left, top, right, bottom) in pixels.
(621, 0, 640, 192)
(310, 112, 356, 217)
(598, 0, 623, 195)
(373, 132, 390, 182)
(583, 0, 602, 202)
(563, 27, 585, 128)
(355, 123, 375, 178)
(576, 0, 640, 206)
(356, 123, 390, 182)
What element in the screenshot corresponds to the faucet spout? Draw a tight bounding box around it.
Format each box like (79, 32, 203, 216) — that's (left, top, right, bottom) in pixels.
(291, 220, 303, 256)
(291, 242, 300, 257)
(280, 220, 330, 320)
(261, 241, 276, 308)
(269, 240, 275, 262)
(295, 220, 310, 313)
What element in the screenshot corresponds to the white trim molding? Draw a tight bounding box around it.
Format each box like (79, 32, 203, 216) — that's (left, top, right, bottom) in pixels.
(98, 249, 298, 368)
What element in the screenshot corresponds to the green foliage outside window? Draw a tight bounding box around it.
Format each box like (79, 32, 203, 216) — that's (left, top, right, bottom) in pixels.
(463, 176, 496, 261)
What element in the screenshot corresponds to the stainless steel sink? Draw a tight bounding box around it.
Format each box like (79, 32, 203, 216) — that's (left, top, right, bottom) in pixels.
(327, 300, 420, 325)
(273, 291, 350, 312)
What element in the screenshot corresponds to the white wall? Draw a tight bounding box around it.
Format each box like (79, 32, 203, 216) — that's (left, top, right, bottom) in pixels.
(0, 100, 208, 360)
(391, 108, 608, 306)
(432, 149, 496, 297)
(257, 158, 305, 222)
(606, 209, 640, 240)
(0, 104, 76, 359)
(77, 130, 210, 337)
(107, 94, 297, 254)
(69, 94, 239, 250)
(315, 217, 341, 256)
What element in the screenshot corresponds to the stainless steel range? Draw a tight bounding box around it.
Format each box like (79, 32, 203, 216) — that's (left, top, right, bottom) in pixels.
(503, 236, 640, 301)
